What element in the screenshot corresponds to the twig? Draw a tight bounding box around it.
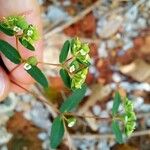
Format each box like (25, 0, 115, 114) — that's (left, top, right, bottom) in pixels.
(11, 79, 60, 114)
(71, 129, 150, 140)
(65, 112, 112, 122)
(44, 0, 101, 38)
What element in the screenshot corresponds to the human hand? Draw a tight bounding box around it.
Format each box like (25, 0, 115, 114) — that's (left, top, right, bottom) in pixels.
(0, 0, 43, 101)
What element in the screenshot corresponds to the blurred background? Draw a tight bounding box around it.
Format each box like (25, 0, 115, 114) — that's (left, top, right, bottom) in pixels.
(0, 0, 150, 149)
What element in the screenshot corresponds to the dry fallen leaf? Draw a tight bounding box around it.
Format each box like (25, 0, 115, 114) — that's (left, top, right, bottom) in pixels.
(120, 59, 150, 83)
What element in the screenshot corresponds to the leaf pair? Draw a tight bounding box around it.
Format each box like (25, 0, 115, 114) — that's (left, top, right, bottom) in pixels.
(50, 85, 87, 148)
(0, 40, 48, 89)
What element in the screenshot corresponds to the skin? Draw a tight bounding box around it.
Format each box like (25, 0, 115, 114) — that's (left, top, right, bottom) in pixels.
(0, 0, 43, 101)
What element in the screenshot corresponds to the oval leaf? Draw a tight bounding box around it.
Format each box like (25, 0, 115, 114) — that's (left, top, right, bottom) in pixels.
(19, 37, 35, 51)
(111, 121, 123, 144)
(60, 84, 87, 112)
(0, 24, 14, 36)
(50, 116, 65, 149)
(59, 40, 70, 63)
(60, 69, 71, 89)
(112, 92, 121, 115)
(0, 40, 21, 64)
(25, 65, 49, 88)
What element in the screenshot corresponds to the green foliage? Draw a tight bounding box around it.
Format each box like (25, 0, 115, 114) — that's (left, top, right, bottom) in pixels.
(1, 14, 138, 149)
(71, 67, 88, 89)
(123, 98, 136, 137)
(59, 40, 70, 63)
(0, 23, 14, 36)
(59, 38, 91, 90)
(19, 25, 39, 51)
(50, 116, 65, 149)
(112, 92, 121, 115)
(60, 84, 87, 112)
(112, 92, 136, 143)
(25, 65, 49, 88)
(0, 15, 39, 51)
(19, 37, 35, 51)
(59, 69, 71, 88)
(0, 39, 21, 64)
(111, 121, 123, 144)
(0, 16, 28, 36)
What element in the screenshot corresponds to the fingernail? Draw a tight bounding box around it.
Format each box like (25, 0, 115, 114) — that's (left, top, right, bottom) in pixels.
(0, 68, 5, 97)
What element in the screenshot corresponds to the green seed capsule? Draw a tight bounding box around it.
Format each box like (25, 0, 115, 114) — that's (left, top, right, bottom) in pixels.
(67, 117, 77, 127)
(27, 56, 38, 66)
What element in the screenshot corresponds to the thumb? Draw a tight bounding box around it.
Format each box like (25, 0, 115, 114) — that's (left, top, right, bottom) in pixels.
(0, 67, 10, 101)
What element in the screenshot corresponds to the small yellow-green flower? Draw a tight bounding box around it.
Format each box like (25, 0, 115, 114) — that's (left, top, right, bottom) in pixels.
(71, 67, 88, 89)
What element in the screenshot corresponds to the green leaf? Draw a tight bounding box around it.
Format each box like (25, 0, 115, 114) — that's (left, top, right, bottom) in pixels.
(50, 116, 65, 149)
(0, 23, 14, 36)
(59, 69, 71, 89)
(25, 65, 49, 88)
(15, 16, 28, 30)
(59, 40, 70, 63)
(112, 92, 121, 115)
(111, 121, 123, 144)
(0, 39, 21, 64)
(19, 37, 35, 51)
(60, 84, 87, 112)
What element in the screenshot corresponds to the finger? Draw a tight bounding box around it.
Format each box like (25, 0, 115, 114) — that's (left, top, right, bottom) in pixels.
(0, 0, 43, 84)
(0, 67, 10, 101)
(10, 80, 31, 93)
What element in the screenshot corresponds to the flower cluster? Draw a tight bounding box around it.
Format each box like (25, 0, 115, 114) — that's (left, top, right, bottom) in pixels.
(69, 38, 90, 89)
(123, 98, 136, 136)
(0, 16, 39, 50)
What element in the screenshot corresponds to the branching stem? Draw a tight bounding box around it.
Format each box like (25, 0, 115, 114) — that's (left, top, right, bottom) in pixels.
(38, 61, 62, 67)
(64, 112, 112, 122)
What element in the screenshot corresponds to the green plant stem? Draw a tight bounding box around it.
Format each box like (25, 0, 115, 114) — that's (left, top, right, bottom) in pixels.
(38, 61, 62, 67)
(64, 112, 112, 122)
(15, 36, 19, 51)
(64, 56, 74, 64)
(11, 79, 60, 114)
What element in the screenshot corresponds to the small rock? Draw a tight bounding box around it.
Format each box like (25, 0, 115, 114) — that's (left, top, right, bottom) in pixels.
(100, 111, 109, 118)
(42, 139, 50, 150)
(47, 6, 70, 23)
(97, 139, 110, 150)
(92, 105, 101, 116)
(112, 73, 122, 83)
(106, 100, 113, 111)
(89, 66, 97, 74)
(139, 104, 150, 112)
(0, 145, 8, 150)
(98, 122, 111, 133)
(23, 111, 32, 121)
(0, 128, 12, 145)
(38, 132, 48, 141)
(125, 6, 138, 21)
(98, 42, 108, 58)
(146, 118, 150, 127)
(132, 96, 144, 111)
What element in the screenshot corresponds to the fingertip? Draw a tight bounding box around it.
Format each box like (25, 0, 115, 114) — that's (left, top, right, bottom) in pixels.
(0, 67, 10, 101)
